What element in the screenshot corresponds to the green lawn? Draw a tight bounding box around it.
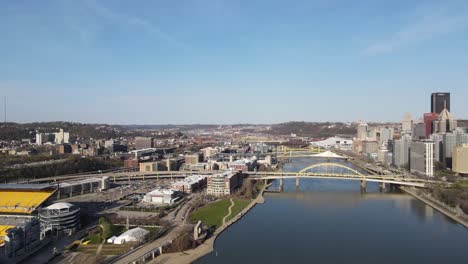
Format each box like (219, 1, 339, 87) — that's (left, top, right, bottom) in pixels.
(190, 199, 231, 228)
(227, 198, 250, 222)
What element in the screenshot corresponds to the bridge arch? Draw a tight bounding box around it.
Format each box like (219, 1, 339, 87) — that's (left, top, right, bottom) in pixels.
(297, 162, 364, 177)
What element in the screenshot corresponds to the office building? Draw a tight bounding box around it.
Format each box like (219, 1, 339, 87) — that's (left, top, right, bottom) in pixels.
(410, 141, 434, 177)
(171, 175, 207, 193)
(430, 134, 444, 162)
(54, 129, 70, 144)
(185, 153, 201, 165)
(206, 171, 242, 197)
(134, 137, 153, 150)
(357, 123, 368, 140)
(402, 113, 413, 135)
(379, 127, 394, 143)
(423, 113, 438, 138)
(412, 122, 426, 140)
(139, 162, 159, 172)
(452, 144, 468, 176)
(362, 141, 379, 156)
(442, 129, 468, 167)
(393, 134, 411, 169)
(431, 92, 450, 114)
(433, 107, 457, 134)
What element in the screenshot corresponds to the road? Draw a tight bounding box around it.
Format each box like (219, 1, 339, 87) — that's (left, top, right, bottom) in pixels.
(111, 194, 201, 264)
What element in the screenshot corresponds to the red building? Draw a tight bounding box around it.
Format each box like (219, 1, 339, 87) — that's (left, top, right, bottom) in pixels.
(424, 113, 439, 138)
(124, 158, 139, 168)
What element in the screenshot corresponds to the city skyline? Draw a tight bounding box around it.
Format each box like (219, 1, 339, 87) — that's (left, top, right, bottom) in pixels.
(2, 0, 468, 124)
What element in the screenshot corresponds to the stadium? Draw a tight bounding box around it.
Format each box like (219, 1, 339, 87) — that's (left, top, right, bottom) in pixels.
(0, 184, 56, 254)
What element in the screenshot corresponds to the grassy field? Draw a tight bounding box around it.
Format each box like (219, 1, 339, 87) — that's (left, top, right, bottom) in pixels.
(227, 198, 250, 222)
(190, 199, 231, 228)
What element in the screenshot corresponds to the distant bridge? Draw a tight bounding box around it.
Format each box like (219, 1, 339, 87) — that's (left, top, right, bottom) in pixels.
(246, 162, 444, 189)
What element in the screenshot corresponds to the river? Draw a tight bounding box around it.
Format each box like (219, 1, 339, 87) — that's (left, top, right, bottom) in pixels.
(195, 157, 468, 264)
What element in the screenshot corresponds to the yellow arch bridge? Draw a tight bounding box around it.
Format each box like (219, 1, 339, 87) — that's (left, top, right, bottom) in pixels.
(247, 162, 443, 190)
(276, 146, 324, 158)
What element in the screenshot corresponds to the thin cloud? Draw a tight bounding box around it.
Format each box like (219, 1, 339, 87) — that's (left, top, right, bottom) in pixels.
(82, 0, 190, 50)
(362, 13, 467, 56)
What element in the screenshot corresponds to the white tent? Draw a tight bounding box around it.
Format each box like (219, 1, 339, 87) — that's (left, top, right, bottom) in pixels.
(311, 150, 346, 159)
(113, 227, 149, 245)
(107, 236, 117, 244)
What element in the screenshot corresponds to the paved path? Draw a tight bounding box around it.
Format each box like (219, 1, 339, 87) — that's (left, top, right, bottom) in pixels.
(111, 195, 202, 264)
(222, 198, 234, 225)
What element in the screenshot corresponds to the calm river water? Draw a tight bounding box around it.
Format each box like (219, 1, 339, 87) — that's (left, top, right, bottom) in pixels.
(195, 158, 468, 264)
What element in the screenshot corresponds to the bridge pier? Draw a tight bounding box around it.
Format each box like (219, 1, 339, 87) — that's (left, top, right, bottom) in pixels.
(360, 179, 366, 192)
(279, 178, 284, 192)
(379, 182, 386, 192)
(295, 177, 299, 191)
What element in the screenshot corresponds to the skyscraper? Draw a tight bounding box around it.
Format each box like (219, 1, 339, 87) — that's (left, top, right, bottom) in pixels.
(357, 122, 368, 140)
(431, 92, 450, 114)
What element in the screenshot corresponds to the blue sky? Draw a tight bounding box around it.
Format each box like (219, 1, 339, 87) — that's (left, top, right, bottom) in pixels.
(1, 0, 468, 124)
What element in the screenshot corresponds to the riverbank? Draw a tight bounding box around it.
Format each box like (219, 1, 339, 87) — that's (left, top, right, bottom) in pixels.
(401, 187, 468, 229)
(150, 182, 271, 264)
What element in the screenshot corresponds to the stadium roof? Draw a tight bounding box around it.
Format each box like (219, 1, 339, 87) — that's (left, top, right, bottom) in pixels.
(0, 183, 55, 191)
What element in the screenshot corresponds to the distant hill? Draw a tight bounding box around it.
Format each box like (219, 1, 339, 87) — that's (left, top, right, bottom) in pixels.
(264, 121, 357, 137)
(0, 122, 124, 141)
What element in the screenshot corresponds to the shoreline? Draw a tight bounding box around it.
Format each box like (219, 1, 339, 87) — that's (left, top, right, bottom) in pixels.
(151, 182, 271, 264)
(401, 187, 468, 229)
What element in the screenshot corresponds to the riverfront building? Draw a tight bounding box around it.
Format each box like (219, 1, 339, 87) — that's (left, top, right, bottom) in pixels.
(206, 170, 242, 197)
(410, 141, 434, 177)
(393, 135, 412, 169)
(171, 175, 207, 194)
(452, 144, 468, 176)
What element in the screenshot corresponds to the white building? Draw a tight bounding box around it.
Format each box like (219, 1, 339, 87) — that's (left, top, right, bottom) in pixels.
(311, 137, 353, 151)
(54, 129, 70, 144)
(410, 141, 434, 177)
(171, 175, 207, 193)
(143, 189, 179, 205)
(357, 123, 368, 140)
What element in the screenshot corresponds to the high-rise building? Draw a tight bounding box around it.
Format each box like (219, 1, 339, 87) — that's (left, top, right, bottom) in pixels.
(410, 141, 434, 177)
(35, 133, 44, 145)
(412, 122, 426, 140)
(393, 134, 411, 169)
(452, 144, 468, 176)
(402, 113, 413, 135)
(379, 127, 394, 143)
(431, 92, 450, 114)
(433, 107, 457, 134)
(423, 113, 438, 138)
(430, 134, 444, 162)
(442, 129, 468, 168)
(54, 129, 70, 144)
(357, 123, 368, 140)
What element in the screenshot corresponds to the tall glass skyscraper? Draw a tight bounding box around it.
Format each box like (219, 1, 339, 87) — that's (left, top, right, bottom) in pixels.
(431, 92, 450, 114)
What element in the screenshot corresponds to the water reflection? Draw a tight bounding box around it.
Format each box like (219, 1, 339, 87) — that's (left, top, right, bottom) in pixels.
(195, 158, 468, 264)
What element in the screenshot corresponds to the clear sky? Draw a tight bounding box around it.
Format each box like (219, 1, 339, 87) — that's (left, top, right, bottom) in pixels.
(1, 0, 468, 124)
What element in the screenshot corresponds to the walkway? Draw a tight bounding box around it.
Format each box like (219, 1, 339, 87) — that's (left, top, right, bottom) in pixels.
(222, 198, 235, 225)
(150, 184, 270, 264)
